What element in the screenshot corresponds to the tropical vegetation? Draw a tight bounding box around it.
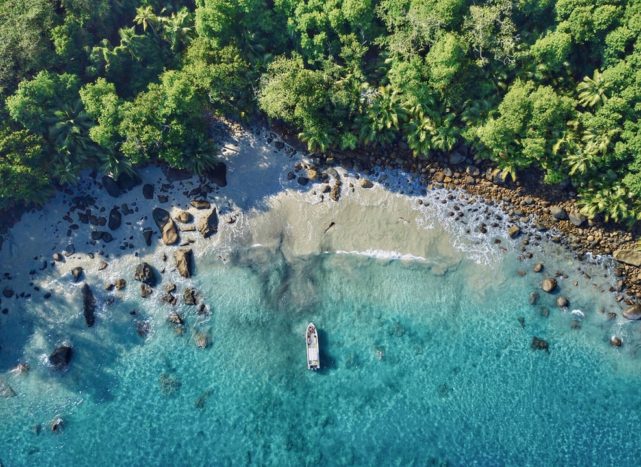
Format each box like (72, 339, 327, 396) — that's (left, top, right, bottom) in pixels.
(0, 0, 639, 226)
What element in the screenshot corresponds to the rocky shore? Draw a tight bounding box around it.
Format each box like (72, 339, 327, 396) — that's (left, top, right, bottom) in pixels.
(270, 123, 641, 303)
(0, 121, 639, 349)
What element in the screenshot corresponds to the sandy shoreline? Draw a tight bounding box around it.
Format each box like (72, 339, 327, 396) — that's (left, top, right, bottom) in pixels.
(0, 124, 508, 305)
(0, 123, 638, 371)
(271, 123, 641, 301)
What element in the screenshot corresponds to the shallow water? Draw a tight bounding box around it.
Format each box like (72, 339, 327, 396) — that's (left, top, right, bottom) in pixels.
(1, 240, 641, 466)
(1, 133, 641, 465)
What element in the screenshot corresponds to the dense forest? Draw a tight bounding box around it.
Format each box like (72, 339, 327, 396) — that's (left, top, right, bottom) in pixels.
(0, 0, 640, 226)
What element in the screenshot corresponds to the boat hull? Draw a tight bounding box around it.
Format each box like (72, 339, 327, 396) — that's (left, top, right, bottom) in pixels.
(306, 323, 320, 370)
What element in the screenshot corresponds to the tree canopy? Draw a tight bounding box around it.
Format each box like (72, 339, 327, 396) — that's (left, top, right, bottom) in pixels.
(0, 0, 639, 226)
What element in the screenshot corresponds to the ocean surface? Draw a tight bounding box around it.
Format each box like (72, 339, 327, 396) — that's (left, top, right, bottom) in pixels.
(1, 137, 640, 465)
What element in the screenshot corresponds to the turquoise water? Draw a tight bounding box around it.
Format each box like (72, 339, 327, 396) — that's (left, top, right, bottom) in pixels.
(1, 243, 641, 466)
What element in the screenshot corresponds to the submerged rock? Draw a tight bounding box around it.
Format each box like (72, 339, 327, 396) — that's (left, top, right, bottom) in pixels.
(533, 263, 544, 273)
(531, 336, 549, 352)
(11, 363, 29, 375)
(198, 208, 218, 238)
(167, 311, 184, 325)
(50, 416, 64, 433)
(174, 249, 192, 278)
(81, 283, 96, 327)
(136, 320, 151, 338)
(623, 304, 641, 320)
(49, 344, 73, 369)
(194, 331, 210, 349)
(159, 373, 181, 395)
(0, 380, 16, 398)
(556, 296, 569, 308)
(541, 278, 557, 293)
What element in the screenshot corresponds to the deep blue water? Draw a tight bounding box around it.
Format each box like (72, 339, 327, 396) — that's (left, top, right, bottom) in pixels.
(1, 245, 640, 466)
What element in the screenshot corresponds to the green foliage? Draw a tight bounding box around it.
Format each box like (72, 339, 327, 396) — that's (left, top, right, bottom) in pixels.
(530, 31, 572, 72)
(0, 0, 56, 94)
(5, 70, 75, 130)
(578, 182, 640, 224)
(195, 0, 288, 60)
(183, 41, 254, 115)
(0, 129, 52, 208)
(1, 0, 640, 226)
(463, 0, 518, 67)
(478, 81, 575, 182)
(118, 69, 217, 172)
(425, 32, 467, 93)
(80, 79, 123, 154)
(378, 0, 467, 57)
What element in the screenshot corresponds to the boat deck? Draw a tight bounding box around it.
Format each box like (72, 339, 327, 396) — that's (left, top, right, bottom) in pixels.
(306, 324, 320, 370)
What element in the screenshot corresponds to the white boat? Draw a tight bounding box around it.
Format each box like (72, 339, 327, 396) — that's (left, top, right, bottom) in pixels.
(306, 323, 320, 370)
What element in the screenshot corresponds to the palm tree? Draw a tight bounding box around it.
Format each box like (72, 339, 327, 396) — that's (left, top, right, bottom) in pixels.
(299, 126, 331, 153)
(359, 85, 405, 145)
(404, 109, 436, 157)
(431, 113, 458, 152)
(50, 159, 80, 186)
(578, 183, 633, 223)
(161, 9, 195, 52)
(47, 100, 94, 164)
(582, 127, 619, 156)
(118, 27, 143, 59)
(99, 151, 135, 180)
(134, 6, 160, 35)
(577, 70, 608, 108)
